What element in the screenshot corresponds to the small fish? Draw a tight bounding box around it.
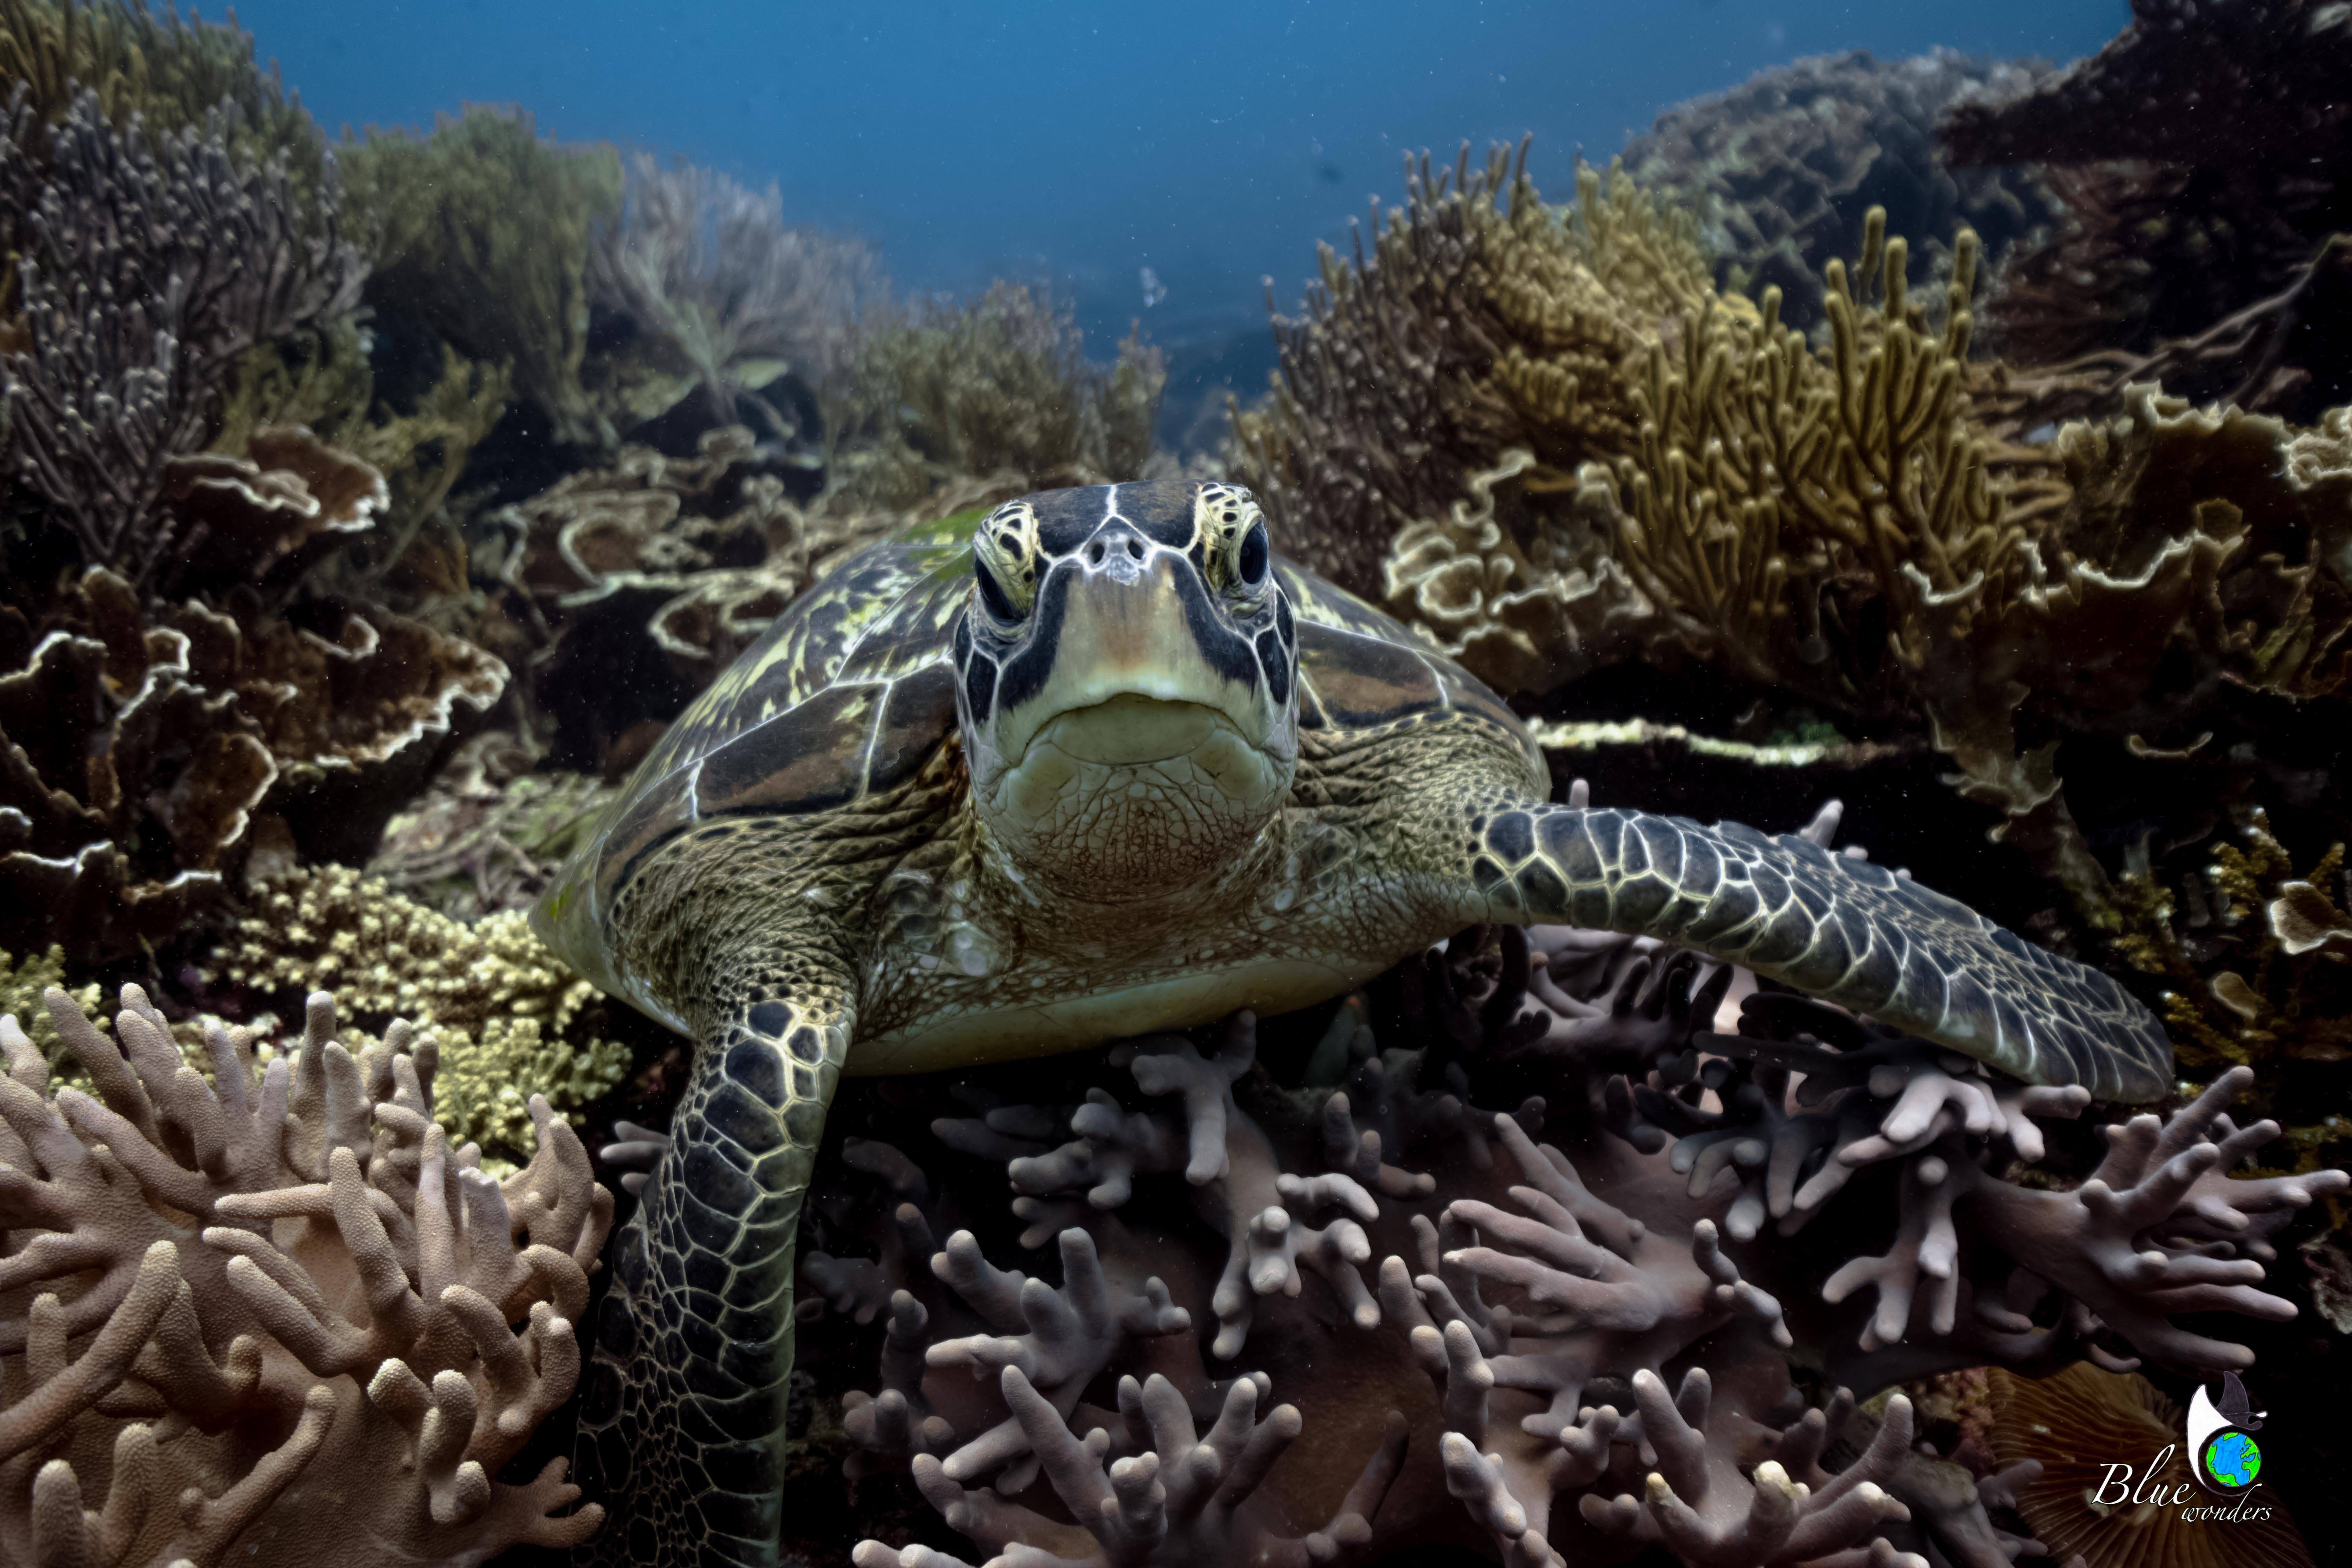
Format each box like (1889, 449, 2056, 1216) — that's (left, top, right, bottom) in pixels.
(1140, 267, 1167, 309)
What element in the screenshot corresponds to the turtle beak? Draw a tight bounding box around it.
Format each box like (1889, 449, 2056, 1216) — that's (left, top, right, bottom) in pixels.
(989, 523, 1276, 768)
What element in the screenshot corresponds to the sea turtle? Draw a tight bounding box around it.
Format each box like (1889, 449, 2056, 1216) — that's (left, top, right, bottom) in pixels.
(533, 477, 2171, 1566)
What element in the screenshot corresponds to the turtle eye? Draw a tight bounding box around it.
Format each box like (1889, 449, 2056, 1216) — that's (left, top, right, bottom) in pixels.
(1237, 523, 1269, 587)
(976, 559, 1025, 623)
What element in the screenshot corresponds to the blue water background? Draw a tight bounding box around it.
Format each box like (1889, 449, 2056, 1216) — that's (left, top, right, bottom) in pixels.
(230, 0, 2127, 432)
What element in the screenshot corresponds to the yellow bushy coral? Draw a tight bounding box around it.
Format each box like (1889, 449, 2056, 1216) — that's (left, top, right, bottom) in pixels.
(216, 863, 629, 1158)
(0, 942, 106, 1073)
(1230, 151, 1713, 593)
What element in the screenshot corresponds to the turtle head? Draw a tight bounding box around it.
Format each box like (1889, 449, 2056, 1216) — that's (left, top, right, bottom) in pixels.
(954, 479, 1299, 900)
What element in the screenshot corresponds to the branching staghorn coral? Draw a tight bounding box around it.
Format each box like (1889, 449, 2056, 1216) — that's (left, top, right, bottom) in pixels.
(0, 984, 614, 1566)
(214, 863, 628, 1161)
(1230, 148, 1712, 597)
(1382, 195, 2352, 907)
(590, 151, 879, 447)
(821, 281, 1165, 514)
(0, 85, 364, 587)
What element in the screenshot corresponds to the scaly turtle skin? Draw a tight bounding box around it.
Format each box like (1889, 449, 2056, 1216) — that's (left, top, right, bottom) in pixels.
(533, 478, 2171, 1566)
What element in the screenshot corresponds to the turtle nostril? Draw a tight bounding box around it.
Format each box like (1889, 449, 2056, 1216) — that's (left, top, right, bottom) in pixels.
(1086, 540, 1106, 566)
(1124, 537, 1144, 561)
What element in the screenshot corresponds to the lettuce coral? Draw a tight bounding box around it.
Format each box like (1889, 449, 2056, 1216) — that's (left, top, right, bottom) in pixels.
(0, 985, 613, 1567)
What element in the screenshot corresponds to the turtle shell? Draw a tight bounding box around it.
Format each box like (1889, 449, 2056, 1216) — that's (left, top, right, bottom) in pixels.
(533, 501, 1543, 1002)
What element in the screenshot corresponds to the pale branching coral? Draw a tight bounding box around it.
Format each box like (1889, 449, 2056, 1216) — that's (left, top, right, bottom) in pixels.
(0, 85, 364, 587)
(589, 151, 880, 447)
(214, 863, 628, 1160)
(0, 985, 614, 1566)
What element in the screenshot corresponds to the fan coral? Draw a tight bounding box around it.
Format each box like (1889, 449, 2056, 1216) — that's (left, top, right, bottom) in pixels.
(1618, 49, 2058, 332)
(822, 281, 1165, 514)
(589, 151, 879, 450)
(780, 839, 2341, 1568)
(341, 105, 621, 447)
(1229, 150, 1711, 597)
(0, 85, 365, 587)
(1940, 0, 2352, 419)
(481, 425, 911, 771)
(214, 863, 629, 1162)
(0, 985, 614, 1567)
(0, 566, 506, 960)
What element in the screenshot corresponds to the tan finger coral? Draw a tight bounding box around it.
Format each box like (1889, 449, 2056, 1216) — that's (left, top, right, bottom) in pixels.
(0, 984, 614, 1567)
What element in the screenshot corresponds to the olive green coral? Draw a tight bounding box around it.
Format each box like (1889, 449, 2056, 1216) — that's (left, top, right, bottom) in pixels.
(216, 862, 629, 1159)
(341, 105, 621, 446)
(822, 279, 1165, 512)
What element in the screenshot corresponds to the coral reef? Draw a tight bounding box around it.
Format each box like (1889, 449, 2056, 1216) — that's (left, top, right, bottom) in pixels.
(341, 105, 621, 447)
(0, 0, 328, 199)
(365, 734, 618, 921)
(212, 862, 629, 1162)
(589, 151, 878, 452)
(1619, 49, 2058, 331)
(0, 566, 505, 960)
(0, 985, 613, 1566)
(822, 281, 1165, 514)
(0, 85, 364, 587)
(1940, 0, 2352, 419)
(735, 828, 2344, 1568)
(1375, 188, 2352, 907)
(477, 424, 912, 771)
(1229, 149, 1712, 597)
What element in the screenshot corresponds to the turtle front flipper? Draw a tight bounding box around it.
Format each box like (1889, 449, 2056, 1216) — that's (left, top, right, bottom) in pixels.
(1461, 801, 2172, 1102)
(575, 983, 852, 1568)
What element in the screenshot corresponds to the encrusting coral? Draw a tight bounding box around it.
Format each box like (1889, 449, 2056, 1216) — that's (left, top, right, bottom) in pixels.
(666, 799, 2341, 1568)
(212, 862, 629, 1163)
(0, 984, 614, 1566)
(1618, 48, 2058, 332)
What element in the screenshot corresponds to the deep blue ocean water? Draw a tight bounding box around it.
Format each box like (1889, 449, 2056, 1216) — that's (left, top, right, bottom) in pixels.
(231, 0, 2125, 426)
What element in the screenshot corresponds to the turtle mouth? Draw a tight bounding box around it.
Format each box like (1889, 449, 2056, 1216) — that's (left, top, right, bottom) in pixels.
(1029, 694, 1241, 765)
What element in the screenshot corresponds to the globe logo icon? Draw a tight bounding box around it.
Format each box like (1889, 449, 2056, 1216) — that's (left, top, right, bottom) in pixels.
(2200, 1429, 2263, 1492)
